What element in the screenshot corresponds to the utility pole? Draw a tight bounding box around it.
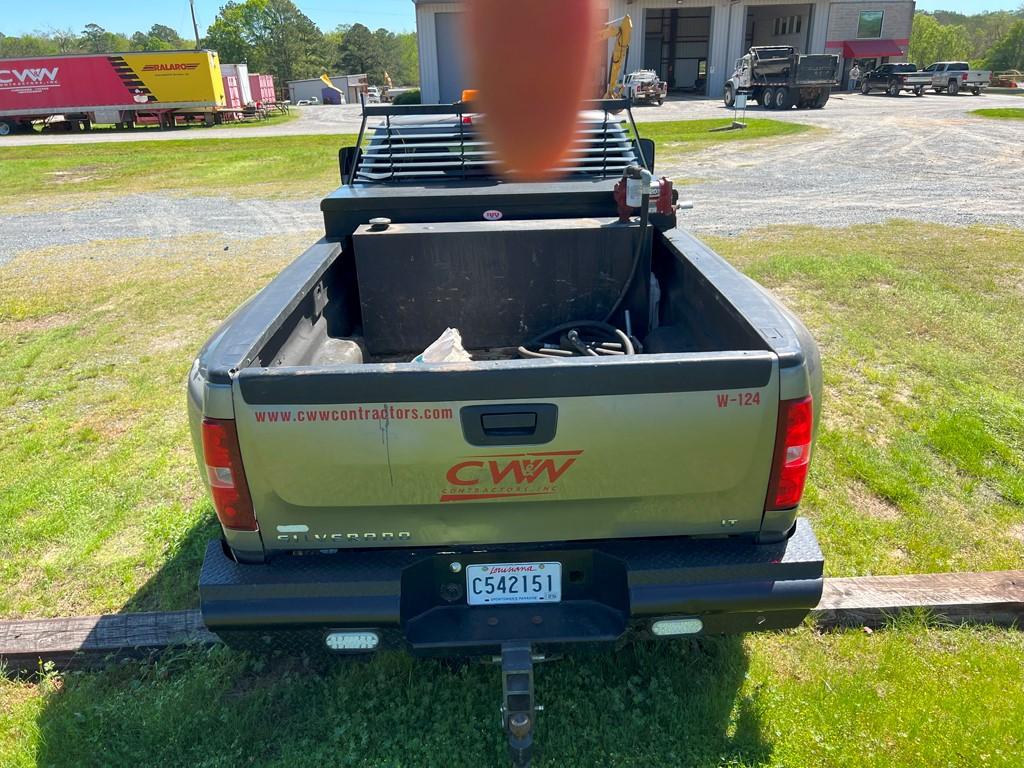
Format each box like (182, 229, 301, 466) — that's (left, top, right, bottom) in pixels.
(189, 0, 201, 49)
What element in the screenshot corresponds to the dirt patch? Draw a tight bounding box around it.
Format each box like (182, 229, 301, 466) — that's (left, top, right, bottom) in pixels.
(0, 681, 41, 713)
(46, 166, 101, 185)
(848, 481, 902, 522)
(1007, 523, 1024, 543)
(1, 312, 75, 335)
(91, 527, 148, 568)
(147, 330, 192, 354)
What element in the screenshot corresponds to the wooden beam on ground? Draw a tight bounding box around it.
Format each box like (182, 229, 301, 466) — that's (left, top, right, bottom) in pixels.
(1, 571, 1021, 673)
(812, 570, 1024, 629)
(0, 610, 215, 673)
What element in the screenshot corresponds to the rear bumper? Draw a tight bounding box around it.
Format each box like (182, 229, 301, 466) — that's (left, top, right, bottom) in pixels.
(199, 518, 823, 654)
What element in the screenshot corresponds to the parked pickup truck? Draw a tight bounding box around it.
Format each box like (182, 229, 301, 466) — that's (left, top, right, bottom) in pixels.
(860, 63, 931, 97)
(724, 46, 839, 110)
(923, 61, 991, 95)
(623, 69, 668, 105)
(189, 99, 824, 765)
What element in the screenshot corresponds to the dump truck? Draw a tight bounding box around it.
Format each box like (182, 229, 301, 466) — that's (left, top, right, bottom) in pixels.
(0, 50, 225, 135)
(189, 99, 824, 766)
(724, 46, 840, 110)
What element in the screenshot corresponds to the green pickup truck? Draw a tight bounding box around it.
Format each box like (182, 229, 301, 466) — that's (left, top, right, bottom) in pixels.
(189, 100, 824, 764)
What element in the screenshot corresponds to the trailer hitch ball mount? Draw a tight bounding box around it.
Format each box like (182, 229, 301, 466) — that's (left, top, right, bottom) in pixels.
(499, 642, 542, 768)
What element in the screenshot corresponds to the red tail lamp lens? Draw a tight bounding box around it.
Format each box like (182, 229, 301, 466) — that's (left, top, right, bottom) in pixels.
(766, 396, 813, 510)
(201, 418, 258, 531)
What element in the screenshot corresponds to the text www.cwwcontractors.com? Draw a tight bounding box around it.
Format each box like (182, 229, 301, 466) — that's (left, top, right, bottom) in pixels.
(253, 406, 455, 423)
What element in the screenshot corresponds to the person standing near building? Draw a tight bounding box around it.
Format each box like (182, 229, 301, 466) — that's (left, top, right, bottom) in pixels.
(849, 62, 862, 92)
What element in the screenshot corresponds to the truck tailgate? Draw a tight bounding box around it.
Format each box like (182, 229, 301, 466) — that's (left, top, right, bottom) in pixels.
(233, 353, 779, 552)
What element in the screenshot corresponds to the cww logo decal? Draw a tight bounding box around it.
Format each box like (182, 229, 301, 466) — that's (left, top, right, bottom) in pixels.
(0, 67, 59, 87)
(440, 450, 582, 502)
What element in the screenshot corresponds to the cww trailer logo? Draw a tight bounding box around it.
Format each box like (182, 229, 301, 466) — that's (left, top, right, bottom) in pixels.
(0, 67, 59, 87)
(440, 450, 583, 502)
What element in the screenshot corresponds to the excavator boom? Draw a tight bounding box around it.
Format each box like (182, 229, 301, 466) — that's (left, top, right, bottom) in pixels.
(599, 14, 632, 99)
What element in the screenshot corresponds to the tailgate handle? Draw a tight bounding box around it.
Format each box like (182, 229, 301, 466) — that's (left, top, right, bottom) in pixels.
(461, 404, 557, 446)
(481, 412, 537, 435)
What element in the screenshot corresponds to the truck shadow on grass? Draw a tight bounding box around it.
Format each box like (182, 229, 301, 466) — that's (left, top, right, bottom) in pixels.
(29, 528, 770, 768)
(33, 516, 771, 767)
(34, 634, 769, 767)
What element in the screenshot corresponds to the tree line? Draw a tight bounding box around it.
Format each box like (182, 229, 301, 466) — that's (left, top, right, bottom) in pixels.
(910, 8, 1024, 72)
(0, 0, 419, 88)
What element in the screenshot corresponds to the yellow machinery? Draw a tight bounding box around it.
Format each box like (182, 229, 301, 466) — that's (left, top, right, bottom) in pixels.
(599, 15, 633, 99)
(319, 72, 346, 103)
(455, 14, 633, 104)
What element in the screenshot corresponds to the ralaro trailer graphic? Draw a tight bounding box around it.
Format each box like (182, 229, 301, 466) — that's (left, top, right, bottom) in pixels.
(0, 50, 227, 134)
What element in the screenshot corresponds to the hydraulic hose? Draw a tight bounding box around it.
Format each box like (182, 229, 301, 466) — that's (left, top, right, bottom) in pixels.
(603, 191, 650, 324)
(517, 320, 637, 359)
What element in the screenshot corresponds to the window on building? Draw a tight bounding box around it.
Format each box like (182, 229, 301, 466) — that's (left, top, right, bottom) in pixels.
(774, 15, 803, 37)
(857, 11, 884, 39)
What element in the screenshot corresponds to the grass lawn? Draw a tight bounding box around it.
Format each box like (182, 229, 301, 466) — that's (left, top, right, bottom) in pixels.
(0, 134, 357, 209)
(0, 119, 809, 210)
(2, 621, 1022, 767)
(2, 222, 1020, 618)
(713, 225, 1024, 576)
(75, 109, 300, 134)
(971, 107, 1024, 119)
(639, 118, 815, 162)
(0, 158, 1020, 764)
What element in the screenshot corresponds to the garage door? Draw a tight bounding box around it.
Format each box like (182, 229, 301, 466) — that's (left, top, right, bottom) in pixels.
(435, 12, 468, 103)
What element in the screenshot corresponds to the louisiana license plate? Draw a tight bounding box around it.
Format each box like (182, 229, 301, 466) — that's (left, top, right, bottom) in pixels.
(466, 562, 562, 606)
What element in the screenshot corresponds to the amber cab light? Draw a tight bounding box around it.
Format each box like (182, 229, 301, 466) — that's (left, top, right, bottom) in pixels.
(765, 396, 813, 510)
(201, 418, 258, 531)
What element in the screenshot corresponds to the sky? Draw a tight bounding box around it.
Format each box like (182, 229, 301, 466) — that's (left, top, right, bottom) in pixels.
(0, 0, 418, 38)
(1, 1, 1020, 38)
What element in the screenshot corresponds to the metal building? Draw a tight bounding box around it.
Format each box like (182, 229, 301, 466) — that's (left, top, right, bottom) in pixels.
(413, 0, 915, 103)
(286, 74, 370, 104)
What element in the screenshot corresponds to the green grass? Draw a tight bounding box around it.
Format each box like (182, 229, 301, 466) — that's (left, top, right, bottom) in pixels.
(0, 133, 356, 208)
(1, 219, 1022, 765)
(709, 224, 1024, 576)
(1, 223, 1022, 619)
(212, 109, 299, 130)
(971, 107, 1024, 119)
(639, 118, 816, 161)
(0, 119, 809, 211)
(74, 109, 300, 133)
(2, 621, 1022, 767)
(0, 234, 305, 617)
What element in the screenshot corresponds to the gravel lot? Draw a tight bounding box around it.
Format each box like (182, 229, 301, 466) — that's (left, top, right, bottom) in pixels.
(2, 92, 1022, 262)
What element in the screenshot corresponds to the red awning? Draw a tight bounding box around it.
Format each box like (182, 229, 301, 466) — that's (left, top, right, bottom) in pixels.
(842, 39, 907, 58)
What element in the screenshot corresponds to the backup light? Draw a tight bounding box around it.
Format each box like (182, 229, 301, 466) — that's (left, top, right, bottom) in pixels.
(325, 631, 380, 652)
(651, 618, 704, 636)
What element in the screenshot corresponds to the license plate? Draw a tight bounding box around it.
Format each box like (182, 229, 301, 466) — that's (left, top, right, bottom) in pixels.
(466, 562, 561, 606)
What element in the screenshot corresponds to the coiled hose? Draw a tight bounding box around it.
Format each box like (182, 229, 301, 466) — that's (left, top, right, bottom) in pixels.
(518, 191, 650, 360)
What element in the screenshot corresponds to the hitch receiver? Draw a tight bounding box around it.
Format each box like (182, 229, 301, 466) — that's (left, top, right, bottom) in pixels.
(500, 642, 537, 768)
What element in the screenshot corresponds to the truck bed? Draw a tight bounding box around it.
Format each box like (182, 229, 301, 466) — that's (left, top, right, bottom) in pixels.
(189, 178, 819, 562)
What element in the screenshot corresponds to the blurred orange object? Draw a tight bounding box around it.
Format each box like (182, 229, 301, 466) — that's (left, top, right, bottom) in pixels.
(464, 0, 599, 179)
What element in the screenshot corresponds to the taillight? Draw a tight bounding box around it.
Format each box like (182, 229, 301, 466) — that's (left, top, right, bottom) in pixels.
(765, 396, 813, 510)
(961, 73, 968, 81)
(201, 418, 258, 531)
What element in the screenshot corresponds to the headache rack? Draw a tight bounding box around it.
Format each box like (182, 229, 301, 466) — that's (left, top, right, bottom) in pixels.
(342, 98, 649, 184)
